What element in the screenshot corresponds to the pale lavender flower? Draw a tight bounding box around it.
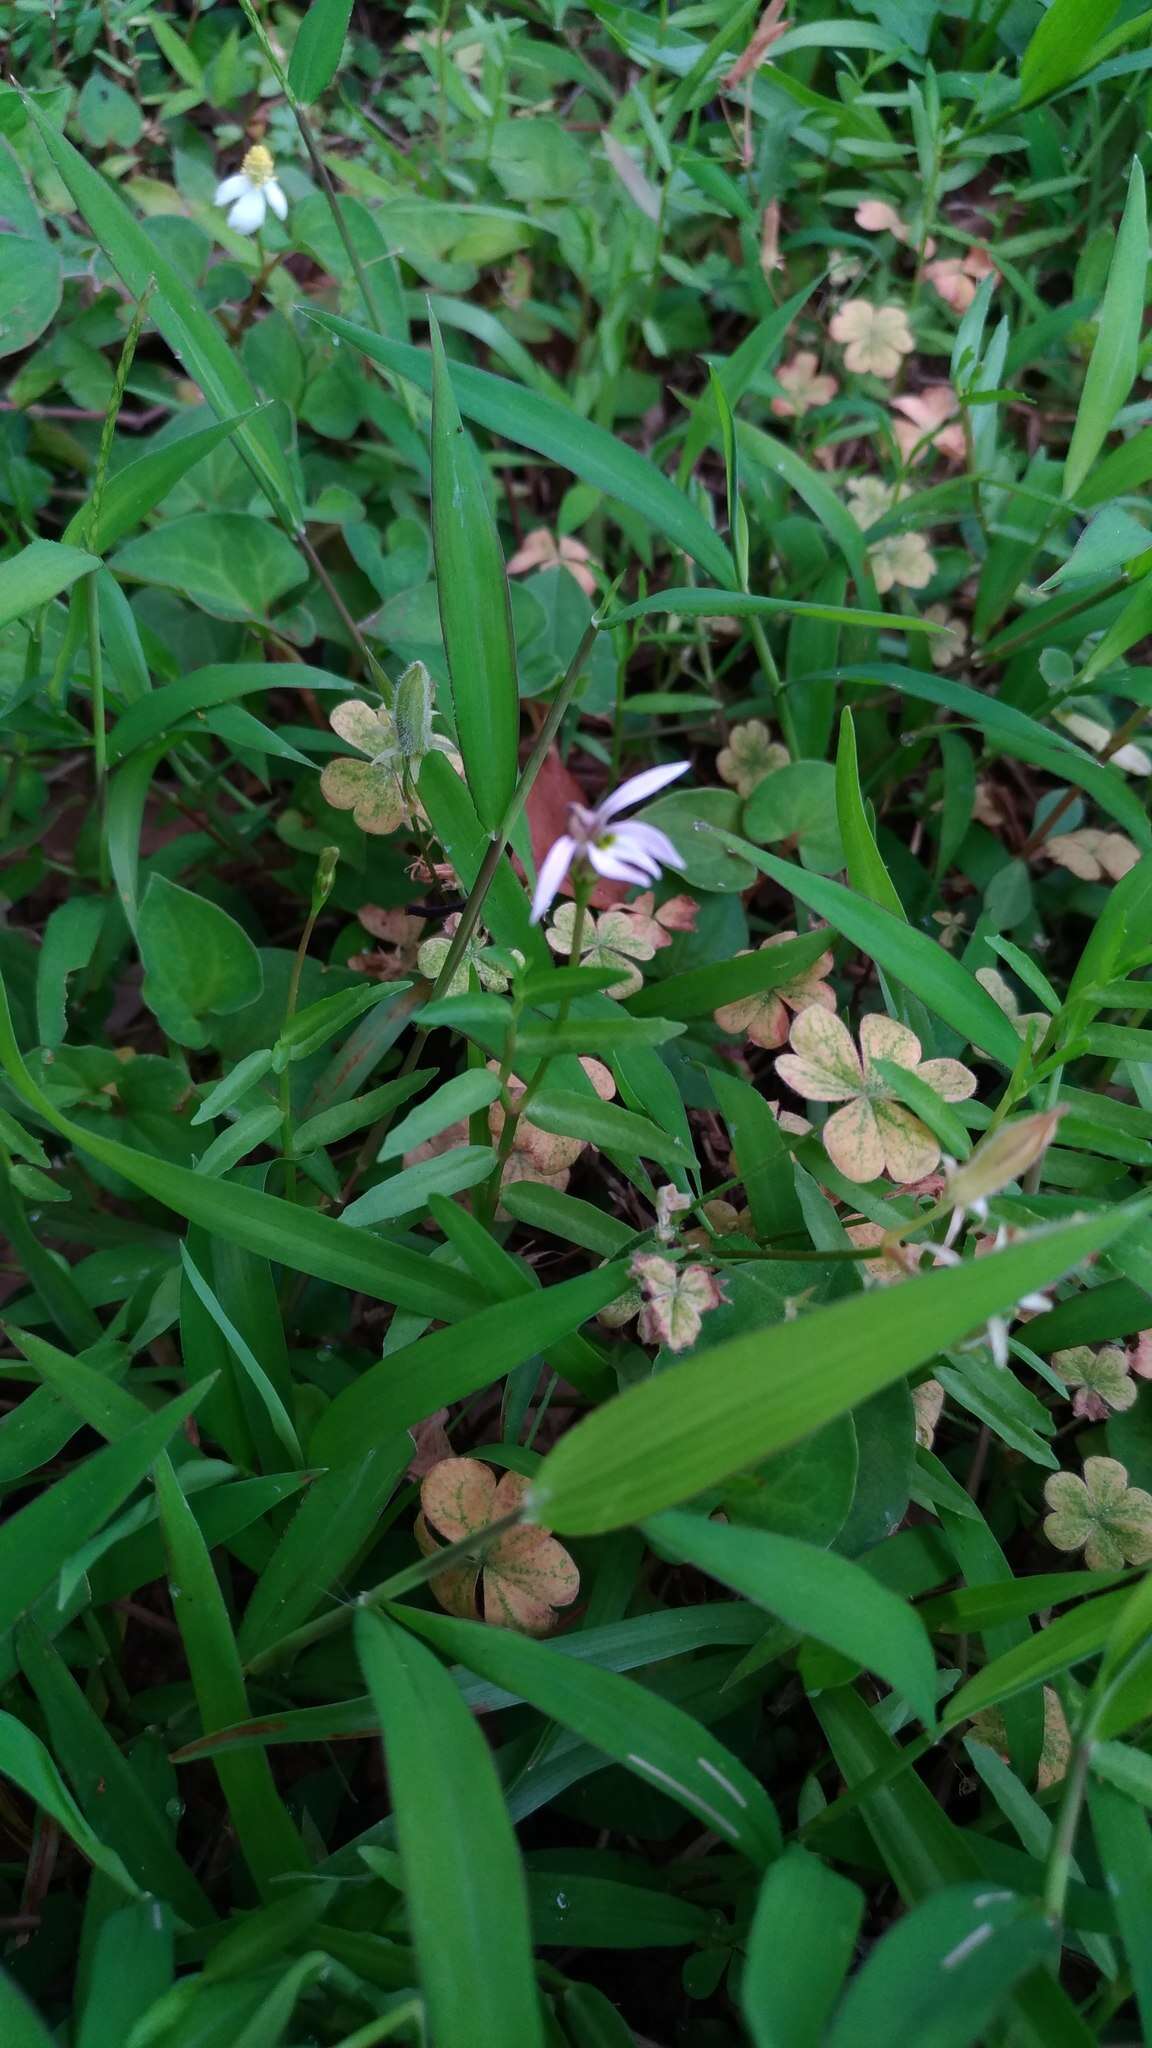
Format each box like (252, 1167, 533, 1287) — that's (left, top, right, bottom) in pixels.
(530, 760, 689, 924)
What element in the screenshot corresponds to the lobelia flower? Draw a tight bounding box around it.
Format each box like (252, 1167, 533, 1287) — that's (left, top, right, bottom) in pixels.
(775, 1008, 976, 1184)
(892, 386, 967, 466)
(868, 530, 936, 594)
(717, 720, 790, 798)
(771, 352, 839, 419)
(715, 931, 836, 1049)
(1053, 1345, 1137, 1422)
(214, 144, 289, 235)
(942, 1109, 1065, 1245)
(530, 760, 689, 924)
(1043, 1457, 1152, 1571)
(829, 300, 914, 378)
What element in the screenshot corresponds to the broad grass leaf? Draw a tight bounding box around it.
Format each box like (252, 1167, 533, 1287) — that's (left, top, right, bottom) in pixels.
(25, 101, 302, 529)
(0, 1382, 209, 1643)
(0, 1712, 138, 1895)
(308, 1261, 629, 1467)
(356, 1609, 545, 2048)
(602, 587, 940, 633)
(341, 1144, 497, 1225)
(390, 1604, 782, 1863)
(645, 1510, 938, 1725)
(430, 314, 519, 831)
(153, 1455, 309, 1894)
(1087, 1781, 1152, 2039)
(0, 965, 484, 1322)
(62, 414, 254, 554)
(378, 1069, 502, 1161)
(303, 309, 734, 584)
(1063, 158, 1147, 499)
(1019, 0, 1123, 104)
(835, 708, 905, 918)
(528, 1206, 1146, 1535)
(742, 1848, 863, 2048)
(237, 1444, 411, 1664)
(286, 0, 354, 99)
(526, 1088, 694, 1171)
(108, 663, 349, 764)
(73, 1903, 174, 2048)
(0, 540, 99, 629)
(824, 1884, 1055, 2048)
(702, 832, 1023, 1064)
(944, 1591, 1129, 1725)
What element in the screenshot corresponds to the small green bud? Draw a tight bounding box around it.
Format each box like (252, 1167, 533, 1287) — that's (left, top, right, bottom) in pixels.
(394, 660, 437, 763)
(311, 845, 340, 913)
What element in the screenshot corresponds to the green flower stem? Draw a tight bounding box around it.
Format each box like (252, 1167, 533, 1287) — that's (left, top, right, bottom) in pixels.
(243, 1510, 523, 1677)
(482, 871, 593, 1210)
(279, 849, 338, 1200)
(82, 574, 108, 884)
(1041, 1705, 1099, 1931)
(748, 615, 800, 759)
(337, 612, 603, 1206)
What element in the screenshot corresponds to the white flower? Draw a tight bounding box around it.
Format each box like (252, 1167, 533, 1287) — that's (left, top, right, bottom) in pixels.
(529, 761, 689, 924)
(215, 145, 288, 236)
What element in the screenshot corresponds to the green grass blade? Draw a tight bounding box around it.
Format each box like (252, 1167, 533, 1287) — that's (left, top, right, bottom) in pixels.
(1063, 157, 1147, 499)
(742, 1848, 863, 2048)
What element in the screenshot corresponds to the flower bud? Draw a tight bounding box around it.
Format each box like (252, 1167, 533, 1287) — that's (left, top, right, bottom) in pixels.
(945, 1108, 1065, 1212)
(311, 845, 339, 913)
(394, 660, 437, 763)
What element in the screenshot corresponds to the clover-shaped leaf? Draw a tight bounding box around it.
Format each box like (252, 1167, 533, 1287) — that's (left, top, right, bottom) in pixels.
(1043, 1456, 1152, 1570)
(319, 700, 409, 836)
(715, 931, 835, 1049)
(775, 1007, 976, 1184)
(717, 720, 790, 799)
(631, 1253, 724, 1352)
(417, 1457, 579, 1634)
(1053, 1344, 1136, 1421)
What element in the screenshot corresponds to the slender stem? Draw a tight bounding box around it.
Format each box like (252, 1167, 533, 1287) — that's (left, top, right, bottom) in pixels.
(295, 526, 391, 699)
(244, 1511, 522, 1676)
(83, 574, 108, 884)
(1042, 1715, 1097, 1930)
(749, 616, 800, 758)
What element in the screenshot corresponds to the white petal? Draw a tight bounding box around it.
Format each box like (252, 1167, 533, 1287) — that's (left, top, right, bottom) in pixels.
(530, 836, 576, 924)
(614, 820, 684, 869)
(227, 188, 267, 235)
(264, 179, 289, 221)
(588, 846, 655, 885)
(215, 174, 250, 204)
(598, 759, 691, 821)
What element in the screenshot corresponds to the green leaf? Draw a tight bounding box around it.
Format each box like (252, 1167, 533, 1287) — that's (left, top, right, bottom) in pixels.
(0, 967, 484, 1323)
(711, 1068, 803, 1238)
(835, 708, 906, 918)
(137, 874, 263, 1043)
(35, 897, 105, 1050)
(0, 1381, 209, 1644)
(308, 1261, 628, 1467)
(602, 587, 940, 632)
(356, 1608, 545, 2048)
(286, 0, 354, 99)
(0, 1972, 56, 2048)
(525, 1089, 693, 1171)
(153, 1454, 309, 1895)
(945, 1591, 1129, 1725)
(645, 1510, 939, 1725)
(0, 139, 61, 360)
(429, 315, 520, 831)
(627, 929, 829, 1023)
(378, 1068, 502, 1161)
(390, 1603, 781, 1864)
(702, 833, 1023, 1065)
(1063, 158, 1147, 499)
(0, 1711, 137, 1896)
(745, 760, 845, 875)
(24, 100, 302, 529)
(497, 1180, 635, 1256)
(304, 309, 734, 584)
(112, 513, 307, 621)
(63, 414, 253, 555)
(108, 662, 348, 764)
(0, 540, 99, 630)
(742, 1848, 863, 2048)
(237, 1444, 409, 1662)
(1019, 0, 1123, 104)
(528, 1206, 1145, 1535)
(1088, 1781, 1152, 2041)
(341, 1145, 497, 1226)
(825, 1884, 1056, 2048)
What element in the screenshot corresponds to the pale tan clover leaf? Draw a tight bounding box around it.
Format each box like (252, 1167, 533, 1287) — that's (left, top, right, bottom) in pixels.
(1053, 1345, 1137, 1422)
(868, 531, 936, 595)
(1043, 1457, 1152, 1571)
(771, 351, 839, 419)
(506, 526, 598, 599)
(1131, 1330, 1152, 1379)
(854, 199, 913, 242)
(1044, 829, 1140, 882)
(969, 1688, 1069, 1790)
(829, 300, 914, 378)
(892, 387, 967, 467)
(546, 900, 654, 997)
(621, 890, 696, 952)
(923, 249, 993, 315)
(1058, 710, 1152, 777)
(320, 700, 409, 835)
(632, 1253, 724, 1352)
(717, 720, 790, 798)
(775, 1007, 976, 1185)
(715, 931, 835, 1049)
(417, 1457, 579, 1634)
(912, 1377, 945, 1449)
(845, 1221, 924, 1288)
(845, 475, 905, 531)
(417, 913, 518, 997)
(924, 605, 968, 669)
(975, 967, 1048, 1045)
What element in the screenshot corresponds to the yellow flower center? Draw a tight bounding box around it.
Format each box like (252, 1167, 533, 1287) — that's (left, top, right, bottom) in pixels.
(241, 145, 276, 186)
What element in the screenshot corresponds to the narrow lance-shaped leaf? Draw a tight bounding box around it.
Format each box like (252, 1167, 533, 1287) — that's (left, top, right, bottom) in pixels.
(430, 313, 520, 832)
(287, 0, 355, 100)
(1064, 157, 1148, 500)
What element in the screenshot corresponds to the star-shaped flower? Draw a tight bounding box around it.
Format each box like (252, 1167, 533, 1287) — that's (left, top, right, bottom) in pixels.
(868, 530, 936, 594)
(771, 351, 839, 419)
(775, 1008, 976, 1184)
(717, 720, 790, 798)
(715, 932, 836, 1049)
(1053, 1345, 1137, 1421)
(829, 300, 914, 378)
(417, 1458, 579, 1634)
(1043, 1457, 1152, 1571)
